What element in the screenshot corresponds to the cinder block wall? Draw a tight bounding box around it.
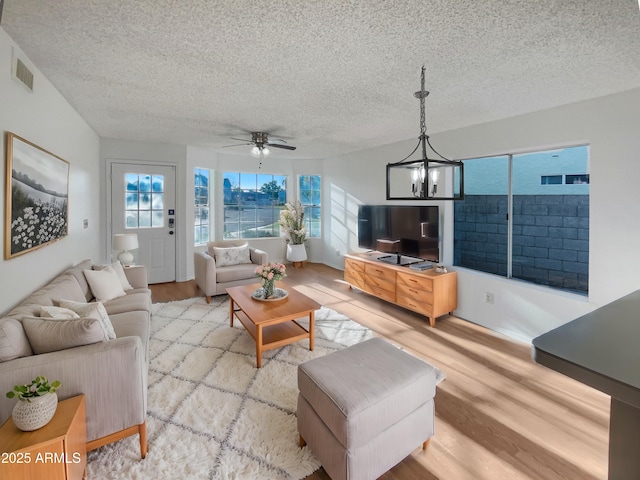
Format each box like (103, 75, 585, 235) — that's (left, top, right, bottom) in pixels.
(454, 195, 589, 293)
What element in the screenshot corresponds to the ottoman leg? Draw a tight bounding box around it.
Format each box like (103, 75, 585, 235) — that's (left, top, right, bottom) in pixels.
(300, 435, 307, 448)
(423, 438, 431, 450)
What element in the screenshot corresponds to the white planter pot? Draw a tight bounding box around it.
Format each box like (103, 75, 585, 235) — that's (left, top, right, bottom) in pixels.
(286, 243, 307, 262)
(12, 393, 58, 431)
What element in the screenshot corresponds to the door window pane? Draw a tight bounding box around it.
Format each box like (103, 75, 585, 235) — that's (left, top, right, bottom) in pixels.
(124, 173, 164, 228)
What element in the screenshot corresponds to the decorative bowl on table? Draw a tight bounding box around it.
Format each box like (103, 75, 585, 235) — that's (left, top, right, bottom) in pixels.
(251, 287, 288, 302)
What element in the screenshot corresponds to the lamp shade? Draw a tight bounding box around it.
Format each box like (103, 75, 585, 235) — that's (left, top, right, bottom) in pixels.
(113, 234, 138, 251)
(113, 234, 138, 265)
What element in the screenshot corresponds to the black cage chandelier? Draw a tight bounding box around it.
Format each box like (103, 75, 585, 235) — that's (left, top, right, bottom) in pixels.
(386, 67, 464, 200)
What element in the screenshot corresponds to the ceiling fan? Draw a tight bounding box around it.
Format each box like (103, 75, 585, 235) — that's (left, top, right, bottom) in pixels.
(223, 132, 296, 158)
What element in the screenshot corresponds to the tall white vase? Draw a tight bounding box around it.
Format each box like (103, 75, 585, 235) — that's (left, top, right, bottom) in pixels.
(286, 243, 307, 263)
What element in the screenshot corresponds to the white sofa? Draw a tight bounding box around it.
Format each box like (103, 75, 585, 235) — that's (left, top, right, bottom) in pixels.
(0, 259, 151, 458)
(194, 240, 268, 302)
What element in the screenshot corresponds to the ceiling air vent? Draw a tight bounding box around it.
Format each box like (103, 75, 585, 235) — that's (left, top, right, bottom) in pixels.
(12, 55, 34, 92)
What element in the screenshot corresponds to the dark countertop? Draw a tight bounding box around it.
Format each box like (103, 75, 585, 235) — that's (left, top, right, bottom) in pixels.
(532, 289, 640, 407)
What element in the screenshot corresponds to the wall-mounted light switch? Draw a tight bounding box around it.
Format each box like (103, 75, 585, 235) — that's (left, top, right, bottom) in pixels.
(83, 219, 88, 229)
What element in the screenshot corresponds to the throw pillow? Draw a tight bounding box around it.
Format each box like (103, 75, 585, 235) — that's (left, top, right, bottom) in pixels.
(213, 244, 252, 267)
(83, 268, 127, 303)
(93, 262, 133, 291)
(40, 306, 80, 320)
(22, 316, 106, 354)
(58, 299, 115, 340)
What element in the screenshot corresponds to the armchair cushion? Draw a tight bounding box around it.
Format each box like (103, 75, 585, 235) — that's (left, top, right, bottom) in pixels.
(212, 244, 252, 267)
(216, 264, 260, 283)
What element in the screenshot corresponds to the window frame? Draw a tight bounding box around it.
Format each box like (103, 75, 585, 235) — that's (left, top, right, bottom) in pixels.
(222, 171, 287, 240)
(298, 174, 321, 239)
(194, 167, 211, 246)
(454, 144, 589, 294)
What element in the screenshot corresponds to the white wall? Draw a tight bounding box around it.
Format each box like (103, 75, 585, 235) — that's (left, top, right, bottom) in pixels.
(323, 88, 640, 342)
(0, 29, 101, 315)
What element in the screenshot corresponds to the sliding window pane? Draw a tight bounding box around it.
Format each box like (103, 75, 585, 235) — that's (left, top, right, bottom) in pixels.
(454, 156, 509, 276)
(512, 146, 589, 293)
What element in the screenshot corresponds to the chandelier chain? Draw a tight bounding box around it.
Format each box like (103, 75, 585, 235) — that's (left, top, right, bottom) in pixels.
(419, 66, 427, 135)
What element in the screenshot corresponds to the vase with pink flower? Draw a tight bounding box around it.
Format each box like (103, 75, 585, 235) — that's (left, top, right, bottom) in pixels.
(254, 262, 287, 300)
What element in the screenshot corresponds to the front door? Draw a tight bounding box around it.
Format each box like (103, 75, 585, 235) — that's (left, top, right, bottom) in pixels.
(111, 163, 176, 284)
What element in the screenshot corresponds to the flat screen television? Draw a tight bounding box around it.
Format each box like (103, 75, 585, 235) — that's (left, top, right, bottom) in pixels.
(357, 205, 439, 265)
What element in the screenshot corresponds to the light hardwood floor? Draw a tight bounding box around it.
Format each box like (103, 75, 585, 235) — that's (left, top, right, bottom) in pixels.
(150, 263, 609, 480)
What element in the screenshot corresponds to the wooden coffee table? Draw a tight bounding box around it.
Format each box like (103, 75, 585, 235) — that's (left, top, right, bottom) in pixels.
(227, 283, 320, 368)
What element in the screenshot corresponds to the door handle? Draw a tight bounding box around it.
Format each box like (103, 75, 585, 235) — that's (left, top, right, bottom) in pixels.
(169, 231, 174, 235)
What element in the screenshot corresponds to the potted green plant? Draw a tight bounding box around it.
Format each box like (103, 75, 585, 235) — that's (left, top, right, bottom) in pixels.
(278, 201, 307, 266)
(6, 375, 61, 431)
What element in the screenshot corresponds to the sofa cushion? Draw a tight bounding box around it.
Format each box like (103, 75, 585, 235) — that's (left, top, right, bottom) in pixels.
(63, 259, 94, 302)
(40, 306, 80, 319)
(216, 263, 259, 283)
(58, 299, 115, 340)
(22, 317, 106, 354)
(84, 268, 127, 303)
(20, 273, 86, 307)
(212, 244, 252, 267)
(0, 317, 33, 362)
(102, 292, 152, 316)
(93, 262, 133, 291)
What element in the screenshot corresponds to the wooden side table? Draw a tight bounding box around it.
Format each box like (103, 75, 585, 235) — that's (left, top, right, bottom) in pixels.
(0, 395, 87, 480)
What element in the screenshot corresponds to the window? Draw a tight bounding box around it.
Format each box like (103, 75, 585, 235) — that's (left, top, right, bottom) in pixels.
(454, 145, 589, 294)
(125, 173, 164, 228)
(194, 168, 210, 245)
(541, 175, 562, 185)
(223, 172, 287, 239)
(299, 175, 321, 237)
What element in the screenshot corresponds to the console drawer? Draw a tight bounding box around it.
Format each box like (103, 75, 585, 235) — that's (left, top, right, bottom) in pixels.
(345, 269, 365, 289)
(345, 257, 365, 273)
(345, 257, 366, 289)
(397, 293, 432, 317)
(365, 281, 396, 303)
(397, 271, 434, 293)
(365, 263, 390, 280)
(397, 283, 433, 305)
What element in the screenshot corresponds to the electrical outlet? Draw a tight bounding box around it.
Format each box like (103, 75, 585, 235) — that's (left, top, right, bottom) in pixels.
(484, 292, 495, 304)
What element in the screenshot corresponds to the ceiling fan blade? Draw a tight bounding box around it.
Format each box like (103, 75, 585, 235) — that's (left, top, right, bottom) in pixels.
(229, 137, 252, 142)
(267, 143, 296, 151)
(223, 142, 252, 148)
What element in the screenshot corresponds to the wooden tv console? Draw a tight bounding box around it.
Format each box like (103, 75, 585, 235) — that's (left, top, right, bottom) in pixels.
(344, 253, 457, 327)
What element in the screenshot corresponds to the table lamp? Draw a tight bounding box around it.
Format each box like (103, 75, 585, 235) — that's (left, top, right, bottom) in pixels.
(113, 233, 138, 265)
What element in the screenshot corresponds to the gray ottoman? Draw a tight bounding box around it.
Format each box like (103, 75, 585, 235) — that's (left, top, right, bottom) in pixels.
(297, 337, 440, 480)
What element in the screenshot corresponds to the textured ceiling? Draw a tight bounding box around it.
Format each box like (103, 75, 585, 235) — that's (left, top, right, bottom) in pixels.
(2, 0, 640, 159)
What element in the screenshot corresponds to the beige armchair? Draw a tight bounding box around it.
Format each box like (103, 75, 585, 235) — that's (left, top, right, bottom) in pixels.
(194, 241, 268, 303)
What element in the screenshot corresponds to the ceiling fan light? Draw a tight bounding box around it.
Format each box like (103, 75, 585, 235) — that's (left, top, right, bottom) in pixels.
(251, 146, 260, 157)
(262, 147, 270, 156)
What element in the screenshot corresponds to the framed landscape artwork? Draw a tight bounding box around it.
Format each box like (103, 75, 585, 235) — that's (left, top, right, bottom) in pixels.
(4, 132, 70, 259)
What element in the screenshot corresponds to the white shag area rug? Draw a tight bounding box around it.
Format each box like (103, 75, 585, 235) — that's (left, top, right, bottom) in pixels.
(86, 296, 374, 479)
